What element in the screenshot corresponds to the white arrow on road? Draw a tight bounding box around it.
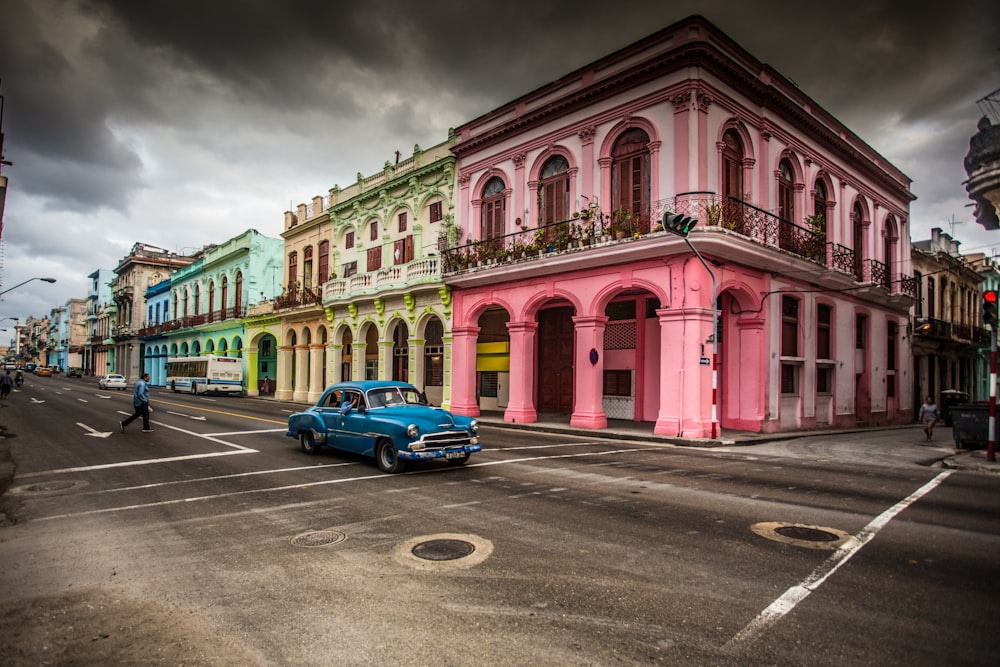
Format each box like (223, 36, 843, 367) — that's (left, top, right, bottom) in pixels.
(167, 411, 206, 421)
(30, 397, 45, 404)
(77, 422, 112, 438)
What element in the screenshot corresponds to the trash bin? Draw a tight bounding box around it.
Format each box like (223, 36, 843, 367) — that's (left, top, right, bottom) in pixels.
(939, 389, 970, 426)
(950, 403, 993, 449)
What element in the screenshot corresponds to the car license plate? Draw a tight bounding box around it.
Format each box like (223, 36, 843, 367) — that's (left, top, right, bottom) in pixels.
(445, 451, 464, 459)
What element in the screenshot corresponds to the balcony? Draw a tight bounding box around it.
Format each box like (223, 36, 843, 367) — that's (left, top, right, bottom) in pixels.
(323, 257, 441, 301)
(274, 287, 323, 310)
(442, 193, 917, 306)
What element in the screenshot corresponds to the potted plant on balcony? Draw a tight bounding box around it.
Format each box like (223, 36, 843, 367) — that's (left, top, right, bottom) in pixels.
(612, 209, 635, 240)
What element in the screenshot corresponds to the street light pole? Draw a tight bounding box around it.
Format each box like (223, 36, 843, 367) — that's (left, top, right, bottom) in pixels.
(0, 276, 56, 297)
(662, 210, 719, 440)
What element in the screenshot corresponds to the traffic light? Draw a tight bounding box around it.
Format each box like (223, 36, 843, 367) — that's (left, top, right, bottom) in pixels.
(662, 211, 697, 237)
(983, 290, 999, 327)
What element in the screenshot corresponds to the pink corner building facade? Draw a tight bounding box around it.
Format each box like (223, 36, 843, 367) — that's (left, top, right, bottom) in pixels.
(442, 15, 916, 438)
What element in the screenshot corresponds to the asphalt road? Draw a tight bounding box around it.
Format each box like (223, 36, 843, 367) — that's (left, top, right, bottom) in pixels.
(1, 375, 998, 666)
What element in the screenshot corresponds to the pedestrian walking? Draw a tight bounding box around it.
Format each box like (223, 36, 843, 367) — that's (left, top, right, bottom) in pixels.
(120, 373, 153, 433)
(918, 395, 939, 442)
(0, 370, 12, 399)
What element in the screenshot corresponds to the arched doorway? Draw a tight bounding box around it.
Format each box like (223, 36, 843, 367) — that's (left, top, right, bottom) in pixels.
(392, 322, 409, 382)
(475, 306, 511, 411)
(257, 333, 277, 395)
(537, 304, 574, 414)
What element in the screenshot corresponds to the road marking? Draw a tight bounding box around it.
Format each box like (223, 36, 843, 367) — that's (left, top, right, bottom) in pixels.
(30, 397, 45, 404)
(32, 447, 647, 521)
(20, 450, 254, 479)
(148, 398, 286, 424)
(204, 428, 288, 436)
(75, 462, 358, 495)
(166, 411, 207, 421)
(96, 394, 111, 399)
(724, 470, 954, 651)
(76, 422, 112, 438)
(112, 411, 258, 452)
(77, 398, 88, 403)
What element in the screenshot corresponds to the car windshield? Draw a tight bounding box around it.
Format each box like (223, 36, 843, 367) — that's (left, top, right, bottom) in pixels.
(365, 386, 424, 408)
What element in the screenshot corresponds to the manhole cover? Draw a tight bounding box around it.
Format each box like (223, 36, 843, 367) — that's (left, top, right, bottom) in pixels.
(289, 530, 347, 548)
(412, 539, 475, 561)
(774, 525, 840, 542)
(750, 522, 851, 550)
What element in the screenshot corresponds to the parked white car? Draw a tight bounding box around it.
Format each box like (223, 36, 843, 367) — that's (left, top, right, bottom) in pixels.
(98, 374, 127, 390)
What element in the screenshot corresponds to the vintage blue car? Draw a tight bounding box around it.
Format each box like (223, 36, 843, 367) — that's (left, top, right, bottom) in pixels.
(285, 380, 481, 473)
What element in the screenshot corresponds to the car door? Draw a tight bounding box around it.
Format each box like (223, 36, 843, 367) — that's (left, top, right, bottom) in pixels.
(315, 390, 341, 444)
(338, 389, 370, 455)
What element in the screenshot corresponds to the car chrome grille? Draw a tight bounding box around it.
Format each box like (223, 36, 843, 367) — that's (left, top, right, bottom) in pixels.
(419, 431, 472, 449)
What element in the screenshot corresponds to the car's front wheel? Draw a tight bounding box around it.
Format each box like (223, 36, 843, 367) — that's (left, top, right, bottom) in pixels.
(376, 439, 405, 474)
(300, 431, 320, 455)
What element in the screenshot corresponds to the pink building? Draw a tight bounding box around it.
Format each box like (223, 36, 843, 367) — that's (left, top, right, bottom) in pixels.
(442, 15, 916, 438)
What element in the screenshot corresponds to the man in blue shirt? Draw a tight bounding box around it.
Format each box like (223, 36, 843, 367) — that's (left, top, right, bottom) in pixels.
(120, 373, 153, 433)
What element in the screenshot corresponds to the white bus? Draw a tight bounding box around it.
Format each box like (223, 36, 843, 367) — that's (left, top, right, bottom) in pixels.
(166, 355, 244, 396)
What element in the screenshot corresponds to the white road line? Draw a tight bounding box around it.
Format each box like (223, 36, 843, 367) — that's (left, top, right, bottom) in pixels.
(203, 428, 288, 436)
(34, 447, 647, 521)
(114, 410, 257, 452)
(18, 450, 254, 478)
(75, 462, 359, 495)
(724, 470, 954, 651)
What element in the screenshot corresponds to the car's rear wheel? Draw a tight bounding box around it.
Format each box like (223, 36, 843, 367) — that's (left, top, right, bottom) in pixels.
(300, 431, 320, 455)
(376, 439, 405, 474)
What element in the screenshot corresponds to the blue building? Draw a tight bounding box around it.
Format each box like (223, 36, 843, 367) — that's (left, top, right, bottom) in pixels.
(141, 278, 172, 385)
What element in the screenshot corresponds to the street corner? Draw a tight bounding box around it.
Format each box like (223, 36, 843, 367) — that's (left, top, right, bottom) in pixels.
(943, 448, 1000, 475)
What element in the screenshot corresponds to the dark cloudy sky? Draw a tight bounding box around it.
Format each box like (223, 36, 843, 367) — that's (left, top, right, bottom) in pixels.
(0, 0, 997, 329)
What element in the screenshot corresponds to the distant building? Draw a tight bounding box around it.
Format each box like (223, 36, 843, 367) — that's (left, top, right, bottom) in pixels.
(910, 228, 987, 406)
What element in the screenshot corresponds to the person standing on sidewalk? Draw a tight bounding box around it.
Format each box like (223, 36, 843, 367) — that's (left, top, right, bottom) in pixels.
(120, 373, 153, 433)
(0, 370, 12, 400)
(918, 396, 939, 442)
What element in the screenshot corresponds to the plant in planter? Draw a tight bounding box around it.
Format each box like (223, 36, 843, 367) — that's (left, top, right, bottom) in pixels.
(805, 213, 826, 236)
(705, 203, 722, 227)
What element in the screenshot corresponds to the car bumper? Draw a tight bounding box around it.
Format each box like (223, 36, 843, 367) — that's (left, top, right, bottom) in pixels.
(398, 443, 482, 461)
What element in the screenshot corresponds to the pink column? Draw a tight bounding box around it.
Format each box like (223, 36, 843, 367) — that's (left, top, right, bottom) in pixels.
(654, 307, 714, 437)
(570, 315, 608, 429)
(504, 320, 538, 424)
(449, 325, 480, 417)
(513, 152, 526, 227)
(672, 93, 691, 193)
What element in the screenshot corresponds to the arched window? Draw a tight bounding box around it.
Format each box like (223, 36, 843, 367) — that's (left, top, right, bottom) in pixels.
(884, 216, 897, 289)
(318, 240, 330, 283)
(183, 289, 189, 318)
(193, 284, 201, 314)
(853, 202, 865, 281)
(221, 277, 229, 315)
(722, 129, 743, 199)
(288, 251, 298, 289)
(482, 177, 506, 240)
(540, 156, 570, 226)
(612, 128, 651, 233)
(778, 160, 795, 222)
(778, 159, 795, 248)
(303, 245, 314, 288)
(234, 272, 244, 314)
(813, 180, 828, 236)
(208, 281, 216, 318)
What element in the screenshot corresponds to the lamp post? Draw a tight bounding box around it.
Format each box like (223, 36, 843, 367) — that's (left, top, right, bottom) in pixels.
(0, 276, 56, 297)
(662, 211, 718, 440)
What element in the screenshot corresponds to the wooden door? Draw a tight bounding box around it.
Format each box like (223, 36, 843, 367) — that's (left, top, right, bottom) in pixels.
(537, 307, 574, 413)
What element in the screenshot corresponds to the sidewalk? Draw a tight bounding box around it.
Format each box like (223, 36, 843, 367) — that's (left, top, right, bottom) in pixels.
(473, 411, 1000, 475)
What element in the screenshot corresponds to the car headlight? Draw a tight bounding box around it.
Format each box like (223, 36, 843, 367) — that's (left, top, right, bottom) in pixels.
(407, 424, 420, 438)
(470, 419, 479, 434)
